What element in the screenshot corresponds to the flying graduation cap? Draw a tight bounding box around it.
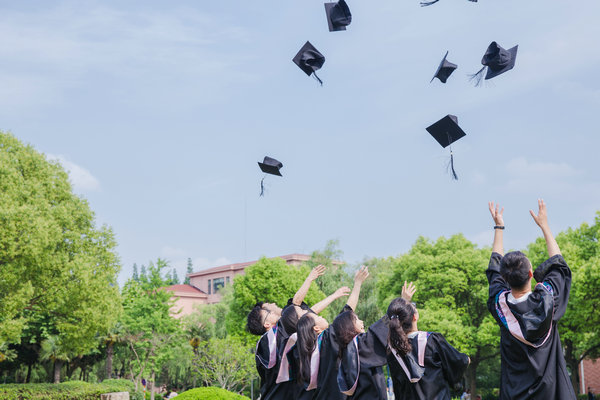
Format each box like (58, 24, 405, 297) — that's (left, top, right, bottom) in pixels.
(324, 0, 352, 32)
(420, 0, 477, 6)
(430, 51, 457, 84)
(257, 156, 283, 196)
(426, 115, 466, 180)
(293, 41, 326, 85)
(469, 41, 518, 86)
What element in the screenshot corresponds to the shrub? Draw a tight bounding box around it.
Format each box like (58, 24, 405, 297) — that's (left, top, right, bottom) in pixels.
(174, 387, 250, 400)
(0, 379, 135, 400)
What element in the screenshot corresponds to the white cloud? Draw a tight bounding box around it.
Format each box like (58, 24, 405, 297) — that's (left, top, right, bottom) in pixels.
(46, 153, 100, 192)
(192, 257, 233, 271)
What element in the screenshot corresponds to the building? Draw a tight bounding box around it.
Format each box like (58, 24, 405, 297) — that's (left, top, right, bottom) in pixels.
(580, 358, 600, 395)
(164, 253, 331, 317)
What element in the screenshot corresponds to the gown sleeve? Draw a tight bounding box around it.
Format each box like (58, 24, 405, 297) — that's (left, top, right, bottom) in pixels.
(532, 254, 572, 321)
(486, 252, 510, 316)
(355, 316, 389, 368)
(429, 332, 469, 385)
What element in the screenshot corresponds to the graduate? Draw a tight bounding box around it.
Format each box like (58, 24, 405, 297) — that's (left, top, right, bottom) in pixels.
(486, 200, 576, 400)
(283, 266, 370, 400)
(335, 267, 390, 400)
(386, 282, 469, 399)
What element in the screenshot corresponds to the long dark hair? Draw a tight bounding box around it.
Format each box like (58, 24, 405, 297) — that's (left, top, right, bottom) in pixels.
(387, 297, 415, 356)
(331, 310, 361, 358)
(296, 313, 318, 385)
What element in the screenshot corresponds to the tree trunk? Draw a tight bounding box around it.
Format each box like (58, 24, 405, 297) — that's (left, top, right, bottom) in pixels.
(467, 359, 478, 397)
(26, 364, 32, 383)
(150, 371, 156, 400)
(53, 360, 63, 384)
(564, 340, 580, 394)
(106, 342, 114, 380)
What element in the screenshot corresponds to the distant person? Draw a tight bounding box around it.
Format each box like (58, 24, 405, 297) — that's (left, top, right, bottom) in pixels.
(486, 200, 576, 399)
(589, 387, 596, 400)
(461, 389, 471, 400)
(386, 282, 470, 399)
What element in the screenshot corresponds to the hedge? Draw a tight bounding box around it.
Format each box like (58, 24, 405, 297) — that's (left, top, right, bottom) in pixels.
(174, 387, 250, 400)
(0, 379, 135, 400)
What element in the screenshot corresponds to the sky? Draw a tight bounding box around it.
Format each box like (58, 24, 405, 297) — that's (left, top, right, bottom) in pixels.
(1, 0, 599, 286)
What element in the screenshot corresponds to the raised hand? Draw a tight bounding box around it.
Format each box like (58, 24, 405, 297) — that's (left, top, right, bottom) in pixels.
(529, 199, 549, 229)
(333, 286, 351, 299)
(488, 201, 505, 226)
(308, 264, 326, 281)
(401, 281, 416, 301)
(354, 265, 370, 284)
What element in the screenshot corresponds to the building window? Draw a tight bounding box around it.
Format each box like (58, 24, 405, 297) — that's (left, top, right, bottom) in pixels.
(226, 276, 230, 284)
(213, 277, 225, 293)
(208, 279, 212, 295)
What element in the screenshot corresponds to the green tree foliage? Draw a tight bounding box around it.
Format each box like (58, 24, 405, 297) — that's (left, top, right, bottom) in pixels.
(174, 387, 250, 400)
(377, 234, 499, 395)
(192, 337, 255, 394)
(184, 258, 193, 285)
(527, 212, 600, 391)
(226, 257, 326, 340)
(0, 132, 121, 371)
(120, 260, 181, 397)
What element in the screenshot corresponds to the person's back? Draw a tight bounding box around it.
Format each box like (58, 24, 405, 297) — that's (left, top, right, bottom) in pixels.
(485, 201, 576, 400)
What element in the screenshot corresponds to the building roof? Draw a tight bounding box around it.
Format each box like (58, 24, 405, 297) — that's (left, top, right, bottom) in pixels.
(187, 253, 317, 278)
(163, 284, 208, 298)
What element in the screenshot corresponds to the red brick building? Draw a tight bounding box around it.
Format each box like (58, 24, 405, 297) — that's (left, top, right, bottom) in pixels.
(580, 359, 600, 395)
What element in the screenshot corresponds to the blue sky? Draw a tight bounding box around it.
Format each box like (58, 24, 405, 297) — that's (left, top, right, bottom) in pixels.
(2, 0, 599, 285)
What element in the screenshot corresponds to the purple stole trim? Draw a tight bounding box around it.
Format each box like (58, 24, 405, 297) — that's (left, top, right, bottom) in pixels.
(255, 326, 278, 369)
(306, 332, 323, 390)
(496, 286, 554, 348)
(276, 333, 297, 383)
(340, 335, 360, 396)
(390, 331, 428, 383)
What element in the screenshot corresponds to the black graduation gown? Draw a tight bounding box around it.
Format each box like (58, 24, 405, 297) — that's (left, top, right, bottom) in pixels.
(256, 299, 313, 400)
(338, 313, 389, 400)
(387, 332, 469, 400)
(486, 252, 576, 400)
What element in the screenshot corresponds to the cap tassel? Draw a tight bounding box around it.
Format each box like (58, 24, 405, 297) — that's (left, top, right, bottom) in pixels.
(312, 72, 323, 86)
(468, 66, 486, 87)
(448, 151, 458, 180)
(420, 0, 440, 6)
(260, 177, 265, 197)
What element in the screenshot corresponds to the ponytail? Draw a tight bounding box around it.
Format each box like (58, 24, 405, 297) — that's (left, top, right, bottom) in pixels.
(331, 310, 361, 359)
(387, 297, 415, 356)
(296, 314, 318, 385)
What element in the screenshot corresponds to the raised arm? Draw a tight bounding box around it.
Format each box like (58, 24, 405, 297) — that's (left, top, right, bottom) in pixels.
(489, 201, 505, 256)
(292, 264, 326, 306)
(529, 199, 561, 257)
(347, 266, 369, 310)
(401, 281, 416, 301)
(310, 286, 351, 314)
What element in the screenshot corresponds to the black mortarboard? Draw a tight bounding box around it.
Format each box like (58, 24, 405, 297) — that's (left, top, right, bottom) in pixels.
(292, 41, 326, 85)
(258, 156, 283, 196)
(426, 115, 466, 180)
(470, 42, 518, 86)
(420, 0, 477, 6)
(324, 0, 352, 32)
(430, 51, 457, 84)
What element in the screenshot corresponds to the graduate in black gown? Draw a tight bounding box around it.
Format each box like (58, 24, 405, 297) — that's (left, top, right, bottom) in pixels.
(334, 267, 390, 400)
(386, 282, 470, 400)
(249, 265, 349, 400)
(486, 200, 576, 400)
(286, 266, 370, 400)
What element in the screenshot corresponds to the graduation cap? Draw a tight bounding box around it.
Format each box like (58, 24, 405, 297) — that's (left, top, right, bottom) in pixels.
(293, 41, 326, 85)
(324, 0, 352, 32)
(430, 51, 457, 84)
(470, 41, 518, 86)
(426, 115, 466, 180)
(420, 0, 477, 6)
(258, 156, 283, 196)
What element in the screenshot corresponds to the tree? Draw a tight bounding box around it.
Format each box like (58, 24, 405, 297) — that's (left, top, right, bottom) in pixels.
(171, 268, 180, 285)
(184, 258, 193, 285)
(527, 212, 600, 391)
(226, 257, 326, 340)
(120, 260, 181, 399)
(133, 263, 140, 282)
(193, 337, 255, 394)
(376, 234, 499, 395)
(0, 132, 122, 375)
(39, 335, 70, 383)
